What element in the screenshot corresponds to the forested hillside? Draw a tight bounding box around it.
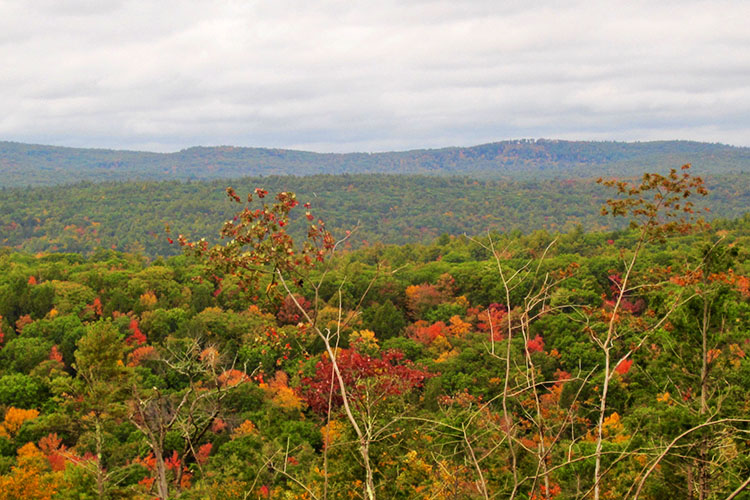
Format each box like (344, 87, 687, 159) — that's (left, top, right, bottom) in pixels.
(0, 170, 749, 499)
(3, 172, 750, 257)
(2, 139, 750, 186)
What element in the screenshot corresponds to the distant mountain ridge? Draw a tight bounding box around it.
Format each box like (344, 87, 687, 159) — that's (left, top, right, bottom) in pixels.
(2, 139, 750, 187)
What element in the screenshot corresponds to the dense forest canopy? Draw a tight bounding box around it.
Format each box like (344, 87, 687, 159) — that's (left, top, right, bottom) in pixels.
(2, 139, 750, 187)
(0, 165, 749, 499)
(2, 172, 750, 258)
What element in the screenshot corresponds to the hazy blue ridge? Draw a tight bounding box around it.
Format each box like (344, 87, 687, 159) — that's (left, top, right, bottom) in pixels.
(2, 139, 749, 187)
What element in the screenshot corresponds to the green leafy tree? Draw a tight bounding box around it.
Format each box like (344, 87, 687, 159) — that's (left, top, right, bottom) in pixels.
(70, 320, 133, 499)
(363, 300, 406, 340)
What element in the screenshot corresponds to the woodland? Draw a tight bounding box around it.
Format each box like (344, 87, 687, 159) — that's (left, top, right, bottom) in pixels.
(0, 165, 749, 500)
(2, 173, 750, 258)
(2, 139, 750, 187)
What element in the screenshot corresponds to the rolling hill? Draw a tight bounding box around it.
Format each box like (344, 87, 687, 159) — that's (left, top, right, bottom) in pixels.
(2, 173, 748, 257)
(2, 139, 749, 187)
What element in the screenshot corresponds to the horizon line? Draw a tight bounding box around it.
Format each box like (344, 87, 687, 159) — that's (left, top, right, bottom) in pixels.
(0, 137, 744, 157)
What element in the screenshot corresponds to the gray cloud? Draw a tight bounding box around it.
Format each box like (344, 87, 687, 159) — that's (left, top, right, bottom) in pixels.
(1, 0, 748, 152)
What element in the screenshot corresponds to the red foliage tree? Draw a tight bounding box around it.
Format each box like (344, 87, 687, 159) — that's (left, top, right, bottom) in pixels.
(477, 303, 507, 338)
(526, 334, 545, 353)
(195, 443, 212, 465)
(277, 294, 311, 325)
(405, 283, 446, 319)
(406, 320, 447, 346)
(605, 273, 645, 315)
(301, 348, 432, 415)
(49, 346, 63, 364)
(126, 318, 147, 346)
(38, 433, 67, 472)
(92, 297, 103, 317)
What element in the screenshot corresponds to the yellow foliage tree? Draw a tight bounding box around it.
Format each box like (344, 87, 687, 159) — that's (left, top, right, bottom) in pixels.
(231, 420, 257, 439)
(0, 443, 63, 500)
(447, 315, 471, 336)
(1, 408, 40, 437)
(350, 329, 379, 352)
(320, 420, 346, 449)
(139, 290, 158, 309)
(264, 371, 305, 411)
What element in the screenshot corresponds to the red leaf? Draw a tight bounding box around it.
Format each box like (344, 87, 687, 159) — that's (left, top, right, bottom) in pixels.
(526, 335, 545, 353)
(196, 443, 212, 465)
(615, 358, 633, 375)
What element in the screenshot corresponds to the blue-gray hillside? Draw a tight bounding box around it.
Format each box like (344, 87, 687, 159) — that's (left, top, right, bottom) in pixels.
(1, 139, 749, 187)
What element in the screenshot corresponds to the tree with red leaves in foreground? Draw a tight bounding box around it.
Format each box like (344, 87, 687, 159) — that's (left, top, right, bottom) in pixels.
(302, 348, 431, 416)
(179, 187, 388, 500)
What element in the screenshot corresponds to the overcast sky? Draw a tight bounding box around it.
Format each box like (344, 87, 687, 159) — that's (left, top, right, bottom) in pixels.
(1, 0, 749, 152)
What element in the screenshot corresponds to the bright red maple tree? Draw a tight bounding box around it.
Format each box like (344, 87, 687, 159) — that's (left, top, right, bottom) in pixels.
(301, 348, 431, 415)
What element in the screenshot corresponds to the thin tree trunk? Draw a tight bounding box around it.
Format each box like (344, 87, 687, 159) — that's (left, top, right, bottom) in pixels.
(154, 444, 170, 500)
(593, 346, 612, 500)
(279, 272, 376, 500)
(362, 440, 376, 500)
(492, 236, 519, 499)
(698, 299, 710, 500)
(594, 240, 642, 500)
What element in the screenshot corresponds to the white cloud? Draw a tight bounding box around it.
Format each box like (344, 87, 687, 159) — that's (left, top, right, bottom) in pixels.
(1, 0, 748, 152)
